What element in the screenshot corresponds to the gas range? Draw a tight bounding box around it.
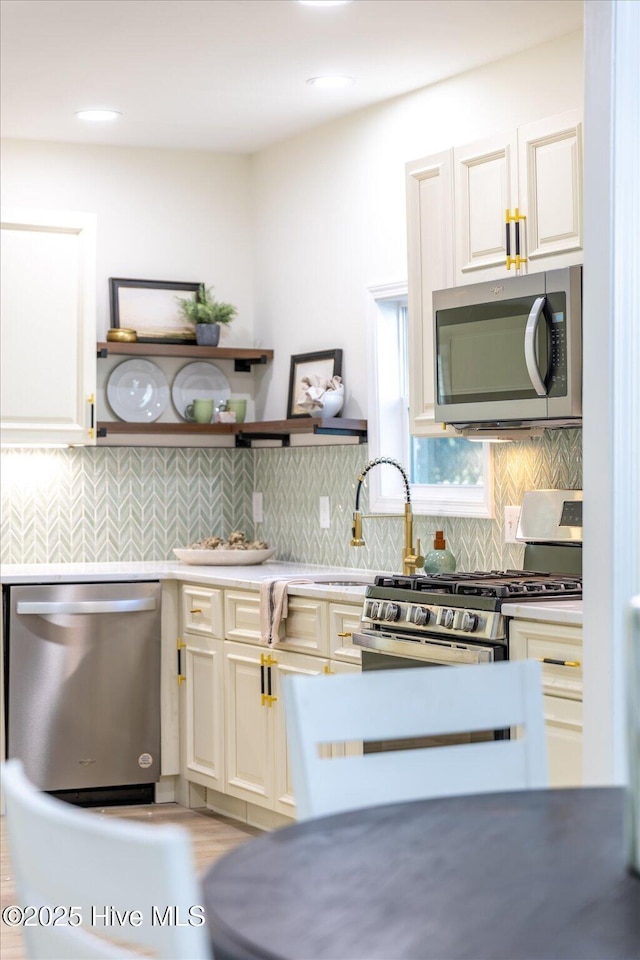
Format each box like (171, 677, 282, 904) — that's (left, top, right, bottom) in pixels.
(362, 570, 582, 644)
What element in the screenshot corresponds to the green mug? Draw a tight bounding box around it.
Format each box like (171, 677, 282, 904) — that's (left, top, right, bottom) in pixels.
(185, 398, 214, 423)
(225, 399, 247, 424)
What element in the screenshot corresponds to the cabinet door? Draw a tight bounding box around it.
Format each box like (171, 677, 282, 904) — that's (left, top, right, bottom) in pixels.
(181, 634, 224, 791)
(518, 110, 583, 270)
(329, 602, 363, 664)
(223, 640, 273, 809)
(406, 151, 457, 437)
(454, 131, 519, 284)
(0, 209, 96, 445)
(543, 694, 583, 788)
(272, 650, 329, 817)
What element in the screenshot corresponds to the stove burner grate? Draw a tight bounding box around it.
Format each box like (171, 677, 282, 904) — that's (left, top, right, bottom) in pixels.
(373, 570, 582, 600)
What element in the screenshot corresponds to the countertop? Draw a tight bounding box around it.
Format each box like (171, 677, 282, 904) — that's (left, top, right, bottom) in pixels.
(1, 561, 583, 624)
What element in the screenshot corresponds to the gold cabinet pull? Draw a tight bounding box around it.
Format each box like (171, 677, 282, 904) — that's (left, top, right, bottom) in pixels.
(190, 607, 202, 614)
(323, 664, 335, 675)
(177, 674, 186, 686)
(261, 694, 277, 707)
(337, 631, 352, 638)
(260, 653, 278, 667)
(88, 393, 96, 438)
(177, 638, 187, 650)
(537, 657, 581, 668)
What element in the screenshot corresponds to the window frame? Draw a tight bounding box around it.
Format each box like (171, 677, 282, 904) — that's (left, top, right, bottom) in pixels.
(366, 281, 494, 519)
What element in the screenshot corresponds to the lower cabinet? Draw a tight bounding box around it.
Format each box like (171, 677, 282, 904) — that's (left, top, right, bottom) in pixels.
(509, 618, 583, 787)
(179, 632, 225, 793)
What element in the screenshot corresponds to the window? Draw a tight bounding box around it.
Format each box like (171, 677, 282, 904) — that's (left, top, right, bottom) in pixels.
(366, 282, 493, 518)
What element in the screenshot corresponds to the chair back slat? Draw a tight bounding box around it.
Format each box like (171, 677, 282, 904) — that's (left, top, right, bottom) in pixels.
(284, 660, 547, 821)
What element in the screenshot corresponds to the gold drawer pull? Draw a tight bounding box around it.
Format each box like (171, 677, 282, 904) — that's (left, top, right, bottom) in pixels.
(337, 631, 352, 638)
(177, 638, 187, 650)
(190, 607, 203, 614)
(177, 675, 186, 687)
(323, 664, 335, 675)
(537, 657, 581, 668)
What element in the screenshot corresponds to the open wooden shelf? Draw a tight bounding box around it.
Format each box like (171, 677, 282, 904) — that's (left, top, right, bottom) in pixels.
(97, 341, 274, 372)
(96, 418, 367, 447)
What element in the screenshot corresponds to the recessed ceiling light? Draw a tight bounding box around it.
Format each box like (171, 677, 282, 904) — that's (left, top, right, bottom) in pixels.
(74, 109, 122, 122)
(306, 76, 354, 90)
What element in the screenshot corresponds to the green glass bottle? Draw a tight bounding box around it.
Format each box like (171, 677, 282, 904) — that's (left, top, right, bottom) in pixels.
(423, 530, 457, 574)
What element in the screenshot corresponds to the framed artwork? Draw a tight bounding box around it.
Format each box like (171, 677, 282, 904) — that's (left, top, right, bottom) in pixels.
(109, 278, 204, 344)
(287, 349, 343, 419)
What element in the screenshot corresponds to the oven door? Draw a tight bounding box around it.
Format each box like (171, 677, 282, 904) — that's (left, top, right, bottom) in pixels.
(354, 631, 508, 750)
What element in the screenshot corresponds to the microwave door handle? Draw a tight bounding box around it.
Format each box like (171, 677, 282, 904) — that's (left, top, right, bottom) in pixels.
(524, 296, 548, 396)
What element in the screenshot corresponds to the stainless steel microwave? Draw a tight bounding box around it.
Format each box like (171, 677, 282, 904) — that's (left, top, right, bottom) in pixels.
(433, 266, 582, 429)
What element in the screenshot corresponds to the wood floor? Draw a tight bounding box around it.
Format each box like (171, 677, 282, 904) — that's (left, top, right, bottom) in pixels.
(0, 802, 262, 960)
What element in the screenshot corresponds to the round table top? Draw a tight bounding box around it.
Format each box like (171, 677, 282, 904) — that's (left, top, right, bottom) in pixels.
(202, 788, 639, 960)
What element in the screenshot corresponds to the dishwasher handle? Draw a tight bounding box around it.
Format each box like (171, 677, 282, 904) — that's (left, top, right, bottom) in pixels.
(16, 598, 157, 615)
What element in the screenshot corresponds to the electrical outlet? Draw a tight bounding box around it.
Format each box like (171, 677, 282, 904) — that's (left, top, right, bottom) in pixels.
(252, 492, 263, 524)
(319, 496, 331, 530)
(504, 505, 521, 544)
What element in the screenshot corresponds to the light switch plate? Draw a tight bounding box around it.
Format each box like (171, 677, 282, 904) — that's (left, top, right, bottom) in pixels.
(252, 492, 263, 524)
(319, 496, 331, 529)
(504, 505, 521, 544)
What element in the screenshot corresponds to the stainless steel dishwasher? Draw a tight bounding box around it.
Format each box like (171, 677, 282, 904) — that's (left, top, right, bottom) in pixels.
(5, 581, 161, 805)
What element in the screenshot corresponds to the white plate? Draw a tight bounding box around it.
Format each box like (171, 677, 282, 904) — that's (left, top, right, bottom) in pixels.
(172, 362, 230, 420)
(107, 359, 169, 422)
(173, 548, 276, 566)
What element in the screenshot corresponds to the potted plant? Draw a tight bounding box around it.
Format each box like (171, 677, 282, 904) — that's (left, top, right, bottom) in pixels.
(176, 286, 237, 346)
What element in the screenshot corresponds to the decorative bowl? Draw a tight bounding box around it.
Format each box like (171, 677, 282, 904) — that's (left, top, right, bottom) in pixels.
(309, 390, 344, 419)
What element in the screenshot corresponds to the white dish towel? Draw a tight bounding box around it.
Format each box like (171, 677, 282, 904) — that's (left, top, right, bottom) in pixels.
(259, 578, 313, 645)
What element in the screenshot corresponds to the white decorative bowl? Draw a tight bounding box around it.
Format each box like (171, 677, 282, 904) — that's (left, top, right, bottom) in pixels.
(309, 390, 344, 419)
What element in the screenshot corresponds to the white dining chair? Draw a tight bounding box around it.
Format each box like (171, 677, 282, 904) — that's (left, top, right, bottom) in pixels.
(1, 760, 211, 959)
(283, 660, 548, 820)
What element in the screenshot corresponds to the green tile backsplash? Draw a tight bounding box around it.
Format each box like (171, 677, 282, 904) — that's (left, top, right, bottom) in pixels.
(1, 430, 581, 570)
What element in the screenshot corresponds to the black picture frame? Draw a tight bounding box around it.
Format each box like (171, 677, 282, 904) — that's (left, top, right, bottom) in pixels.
(287, 349, 343, 419)
(109, 278, 204, 344)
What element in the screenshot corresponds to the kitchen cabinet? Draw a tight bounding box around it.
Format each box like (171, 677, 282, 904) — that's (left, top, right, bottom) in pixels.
(1, 208, 97, 445)
(178, 585, 225, 792)
(509, 618, 583, 787)
(406, 110, 582, 435)
(225, 589, 329, 656)
(454, 110, 583, 284)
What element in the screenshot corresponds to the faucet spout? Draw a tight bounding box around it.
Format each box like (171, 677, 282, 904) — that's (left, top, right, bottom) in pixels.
(350, 458, 424, 575)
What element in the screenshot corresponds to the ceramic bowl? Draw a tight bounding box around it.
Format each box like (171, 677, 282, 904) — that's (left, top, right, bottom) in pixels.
(309, 390, 344, 419)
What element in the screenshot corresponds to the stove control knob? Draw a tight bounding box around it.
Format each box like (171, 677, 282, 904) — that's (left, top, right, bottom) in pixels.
(364, 600, 380, 620)
(381, 602, 401, 622)
(410, 606, 431, 627)
(437, 608, 455, 629)
(453, 610, 478, 632)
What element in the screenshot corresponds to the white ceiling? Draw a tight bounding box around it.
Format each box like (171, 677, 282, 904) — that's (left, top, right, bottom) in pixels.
(1, 0, 583, 154)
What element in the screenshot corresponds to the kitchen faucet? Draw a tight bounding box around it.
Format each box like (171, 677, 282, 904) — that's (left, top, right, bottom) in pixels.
(350, 457, 424, 576)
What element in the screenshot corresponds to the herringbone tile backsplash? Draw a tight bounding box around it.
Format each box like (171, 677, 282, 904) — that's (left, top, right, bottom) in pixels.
(1, 430, 581, 570)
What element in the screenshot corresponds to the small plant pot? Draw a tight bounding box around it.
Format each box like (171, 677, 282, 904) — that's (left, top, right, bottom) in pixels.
(195, 323, 221, 347)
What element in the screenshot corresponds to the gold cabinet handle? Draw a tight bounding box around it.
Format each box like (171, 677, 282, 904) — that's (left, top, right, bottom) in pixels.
(177, 674, 186, 686)
(261, 694, 277, 707)
(337, 631, 352, 638)
(323, 664, 335, 675)
(537, 657, 581, 668)
(177, 638, 187, 650)
(190, 608, 202, 614)
(260, 653, 278, 667)
(88, 393, 95, 439)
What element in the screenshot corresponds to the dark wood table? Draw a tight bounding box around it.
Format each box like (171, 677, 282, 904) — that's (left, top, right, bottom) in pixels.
(202, 788, 639, 960)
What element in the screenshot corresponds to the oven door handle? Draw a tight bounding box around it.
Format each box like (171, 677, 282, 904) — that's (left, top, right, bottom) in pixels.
(353, 632, 496, 665)
(524, 296, 548, 397)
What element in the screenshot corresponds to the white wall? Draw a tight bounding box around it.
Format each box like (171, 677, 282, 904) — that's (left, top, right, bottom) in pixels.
(251, 30, 583, 420)
(0, 142, 255, 345)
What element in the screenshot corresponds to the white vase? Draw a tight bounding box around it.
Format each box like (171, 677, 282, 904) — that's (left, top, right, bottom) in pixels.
(309, 389, 344, 419)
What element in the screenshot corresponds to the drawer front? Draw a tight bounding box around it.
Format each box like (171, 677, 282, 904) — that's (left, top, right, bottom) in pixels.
(329, 603, 363, 663)
(225, 590, 261, 644)
(181, 585, 224, 639)
(225, 591, 329, 656)
(544, 694, 583, 787)
(509, 621, 582, 700)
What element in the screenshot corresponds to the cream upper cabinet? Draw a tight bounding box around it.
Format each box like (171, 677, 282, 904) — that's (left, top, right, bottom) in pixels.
(406, 152, 457, 437)
(0, 208, 97, 446)
(453, 110, 583, 285)
(454, 130, 519, 283)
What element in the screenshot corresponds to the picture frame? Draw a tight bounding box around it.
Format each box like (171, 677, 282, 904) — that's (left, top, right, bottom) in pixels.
(287, 349, 343, 419)
(109, 278, 204, 344)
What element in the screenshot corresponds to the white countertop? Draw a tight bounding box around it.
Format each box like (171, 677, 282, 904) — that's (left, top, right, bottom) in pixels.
(501, 599, 583, 627)
(0, 560, 374, 604)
